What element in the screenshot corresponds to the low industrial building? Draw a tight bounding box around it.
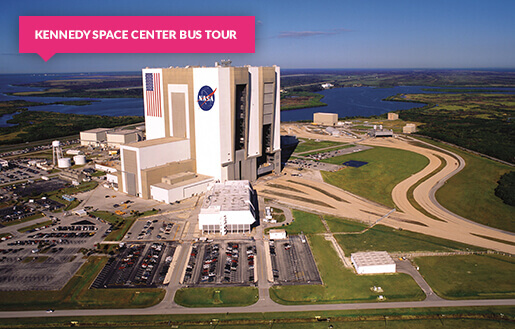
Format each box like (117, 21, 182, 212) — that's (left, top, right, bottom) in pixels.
(369, 125, 393, 137)
(198, 180, 257, 235)
(351, 251, 396, 274)
(387, 112, 399, 120)
(150, 172, 213, 204)
(314, 112, 338, 126)
(106, 129, 141, 148)
(80, 128, 111, 146)
(403, 123, 417, 134)
(269, 229, 287, 240)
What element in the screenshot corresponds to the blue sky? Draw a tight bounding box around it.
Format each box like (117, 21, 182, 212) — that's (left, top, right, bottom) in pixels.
(1, 0, 515, 73)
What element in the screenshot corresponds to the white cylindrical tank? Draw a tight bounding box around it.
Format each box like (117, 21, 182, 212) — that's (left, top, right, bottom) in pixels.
(58, 157, 72, 168)
(73, 155, 87, 165)
(52, 140, 60, 147)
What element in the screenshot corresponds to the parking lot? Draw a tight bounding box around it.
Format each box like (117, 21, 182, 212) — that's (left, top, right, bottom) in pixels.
(0, 161, 45, 185)
(91, 242, 176, 288)
(183, 241, 257, 286)
(124, 216, 183, 242)
(0, 213, 110, 291)
(270, 235, 322, 285)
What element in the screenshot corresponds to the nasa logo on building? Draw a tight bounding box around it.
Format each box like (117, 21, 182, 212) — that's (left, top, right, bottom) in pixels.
(197, 86, 216, 111)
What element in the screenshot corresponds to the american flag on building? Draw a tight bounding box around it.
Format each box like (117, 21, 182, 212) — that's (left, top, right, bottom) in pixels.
(145, 72, 162, 117)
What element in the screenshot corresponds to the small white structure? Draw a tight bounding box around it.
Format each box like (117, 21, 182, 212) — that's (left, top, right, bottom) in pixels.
(73, 154, 87, 165)
(321, 83, 334, 89)
(269, 229, 287, 240)
(351, 251, 396, 274)
(57, 157, 72, 168)
(198, 180, 257, 235)
(403, 123, 417, 134)
(0, 158, 9, 167)
(387, 112, 399, 120)
(73, 209, 88, 217)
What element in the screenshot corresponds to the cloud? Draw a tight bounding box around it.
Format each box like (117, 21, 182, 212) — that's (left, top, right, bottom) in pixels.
(278, 28, 351, 38)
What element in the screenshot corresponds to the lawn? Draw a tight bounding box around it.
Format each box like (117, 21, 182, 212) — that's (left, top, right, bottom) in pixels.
(17, 220, 52, 233)
(414, 254, 515, 299)
(321, 146, 429, 208)
(270, 235, 425, 304)
(425, 139, 515, 232)
(294, 138, 346, 153)
(90, 211, 136, 241)
(324, 215, 368, 233)
(174, 287, 258, 307)
(282, 210, 327, 234)
(0, 257, 164, 310)
(334, 224, 484, 253)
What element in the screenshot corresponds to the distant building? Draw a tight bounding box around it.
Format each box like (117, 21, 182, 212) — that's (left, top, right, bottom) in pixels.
(403, 123, 417, 134)
(80, 128, 111, 146)
(368, 125, 393, 137)
(106, 129, 141, 148)
(351, 251, 396, 274)
(0, 159, 9, 167)
(321, 83, 334, 89)
(314, 112, 338, 126)
(387, 112, 399, 120)
(198, 180, 257, 235)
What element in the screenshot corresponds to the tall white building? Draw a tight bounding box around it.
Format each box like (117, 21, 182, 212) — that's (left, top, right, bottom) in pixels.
(119, 64, 281, 200)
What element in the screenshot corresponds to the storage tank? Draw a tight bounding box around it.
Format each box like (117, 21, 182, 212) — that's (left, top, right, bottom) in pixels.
(57, 157, 72, 168)
(73, 155, 87, 165)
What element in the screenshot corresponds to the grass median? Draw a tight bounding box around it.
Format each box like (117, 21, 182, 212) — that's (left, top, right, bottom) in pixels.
(270, 235, 425, 304)
(321, 146, 429, 208)
(174, 286, 258, 307)
(414, 254, 515, 299)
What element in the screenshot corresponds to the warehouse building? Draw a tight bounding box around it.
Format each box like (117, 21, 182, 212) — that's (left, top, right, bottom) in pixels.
(80, 128, 111, 146)
(351, 251, 396, 274)
(313, 112, 338, 126)
(387, 112, 399, 120)
(119, 63, 281, 201)
(106, 129, 141, 147)
(198, 180, 257, 235)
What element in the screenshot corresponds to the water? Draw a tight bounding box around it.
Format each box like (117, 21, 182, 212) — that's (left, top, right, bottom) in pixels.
(280, 85, 515, 121)
(1, 73, 514, 127)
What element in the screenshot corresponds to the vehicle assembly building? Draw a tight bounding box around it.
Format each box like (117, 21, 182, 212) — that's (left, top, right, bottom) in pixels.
(119, 64, 281, 201)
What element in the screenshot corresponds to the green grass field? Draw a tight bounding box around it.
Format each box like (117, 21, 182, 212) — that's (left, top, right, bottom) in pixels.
(1, 306, 513, 329)
(282, 210, 327, 234)
(174, 287, 258, 307)
(0, 257, 164, 310)
(321, 146, 429, 208)
(270, 235, 425, 304)
(324, 215, 368, 232)
(334, 224, 483, 253)
(294, 138, 346, 153)
(414, 254, 515, 299)
(90, 211, 136, 241)
(422, 139, 515, 232)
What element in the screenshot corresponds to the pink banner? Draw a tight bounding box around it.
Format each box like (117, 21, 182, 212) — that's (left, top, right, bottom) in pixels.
(19, 16, 255, 61)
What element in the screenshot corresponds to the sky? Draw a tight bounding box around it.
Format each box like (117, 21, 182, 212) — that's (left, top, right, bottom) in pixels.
(1, 0, 515, 73)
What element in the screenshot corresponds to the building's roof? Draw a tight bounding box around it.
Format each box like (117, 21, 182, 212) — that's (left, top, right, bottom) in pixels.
(151, 174, 213, 190)
(81, 128, 111, 134)
(201, 180, 252, 212)
(107, 129, 139, 136)
(269, 229, 286, 234)
(121, 136, 186, 148)
(351, 251, 395, 268)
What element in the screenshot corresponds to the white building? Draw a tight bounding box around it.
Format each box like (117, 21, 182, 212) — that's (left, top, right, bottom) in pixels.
(269, 229, 287, 240)
(106, 129, 141, 147)
(198, 180, 257, 235)
(351, 251, 396, 274)
(119, 64, 281, 201)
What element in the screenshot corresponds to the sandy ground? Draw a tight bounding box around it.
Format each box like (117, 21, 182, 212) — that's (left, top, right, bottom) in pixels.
(260, 124, 515, 253)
